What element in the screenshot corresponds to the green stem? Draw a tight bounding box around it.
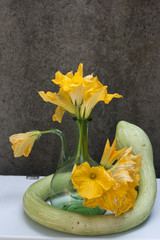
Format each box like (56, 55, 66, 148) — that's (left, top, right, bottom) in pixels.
(75, 123, 83, 164)
(74, 120, 89, 165)
(76, 106, 80, 119)
(40, 130, 54, 134)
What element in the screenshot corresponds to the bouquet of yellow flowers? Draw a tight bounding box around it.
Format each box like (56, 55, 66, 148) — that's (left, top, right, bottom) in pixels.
(9, 64, 156, 235)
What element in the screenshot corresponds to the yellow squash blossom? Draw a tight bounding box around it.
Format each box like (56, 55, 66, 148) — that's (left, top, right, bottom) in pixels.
(82, 168, 133, 215)
(71, 162, 115, 199)
(9, 131, 41, 157)
(71, 139, 142, 216)
(39, 63, 122, 122)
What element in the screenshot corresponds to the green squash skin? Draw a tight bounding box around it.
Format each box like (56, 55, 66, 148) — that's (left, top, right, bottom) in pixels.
(23, 121, 157, 235)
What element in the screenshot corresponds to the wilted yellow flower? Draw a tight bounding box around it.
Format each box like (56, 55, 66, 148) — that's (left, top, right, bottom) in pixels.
(71, 162, 115, 199)
(9, 131, 41, 157)
(39, 63, 122, 122)
(100, 138, 142, 216)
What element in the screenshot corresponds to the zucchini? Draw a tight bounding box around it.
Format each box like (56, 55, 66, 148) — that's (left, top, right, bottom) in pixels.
(23, 121, 157, 235)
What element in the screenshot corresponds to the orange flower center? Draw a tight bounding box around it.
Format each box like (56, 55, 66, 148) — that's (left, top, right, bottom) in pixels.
(90, 172, 96, 179)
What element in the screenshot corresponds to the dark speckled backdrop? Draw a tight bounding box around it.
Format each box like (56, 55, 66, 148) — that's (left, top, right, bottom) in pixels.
(0, 0, 160, 177)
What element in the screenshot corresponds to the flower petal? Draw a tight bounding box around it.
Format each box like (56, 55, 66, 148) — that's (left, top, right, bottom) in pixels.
(105, 93, 123, 104)
(66, 71, 73, 79)
(52, 71, 73, 92)
(52, 106, 65, 123)
(96, 168, 115, 191)
(84, 87, 107, 119)
(39, 90, 76, 119)
(100, 190, 116, 213)
(69, 85, 85, 106)
(77, 63, 83, 77)
(100, 139, 110, 164)
(115, 188, 137, 216)
(83, 197, 102, 209)
(71, 163, 115, 199)
(71, 162, 91, 189)
(83, 190, 116, 213)
(112, 169, 133, 183)
(71, 163, 104, 199)
(77, 180, 104, 199)
(100, 138, 117, 167)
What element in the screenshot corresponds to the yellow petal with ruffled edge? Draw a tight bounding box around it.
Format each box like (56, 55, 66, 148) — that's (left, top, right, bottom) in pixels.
(83, 197, 101, 208)
(112, 159, 137, 172)
(99, 190, 116, 212)
(129, 172, 141, 187)
(77, 63, 83, 77)
(115, 188, 137, 216)
(112, 182, 128, 198)
(120, 147, 142, 172)
(53, 64, 83, 92)
(53, 72, 72, 92)
(82, 86, 107, 119)
(83, 188, 116, 213)
(105, 93, 123, 104)
(71, 163, 104, 199)
(52, 106, 65, 123)
(78, 180, 104, 199)
(112, 169, 133, 183)
(38, 90, 76, 117)
(71, 163, 91, 189)
(96, 167, 115, 191)
(84, 76, 105, 100)
(67, 72, 84, 105)
(112, 151, 142, 175)
(66, 71, 73, 79)
(71, 162, 115, 199)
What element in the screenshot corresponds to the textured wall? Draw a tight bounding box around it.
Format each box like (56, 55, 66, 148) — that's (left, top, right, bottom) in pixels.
(0, 0, 160, 177)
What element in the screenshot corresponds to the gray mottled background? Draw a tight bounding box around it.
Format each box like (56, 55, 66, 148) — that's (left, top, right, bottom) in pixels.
(0, 0, 160, 177)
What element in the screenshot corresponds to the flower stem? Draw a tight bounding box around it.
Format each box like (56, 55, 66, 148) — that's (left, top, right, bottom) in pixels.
(75, 123, 83, 164)
(74, 120, 89, 165)
(76, 106, 80, 119)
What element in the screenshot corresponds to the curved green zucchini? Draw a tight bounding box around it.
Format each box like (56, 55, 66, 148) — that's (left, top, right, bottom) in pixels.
(23, 121, 157, 235)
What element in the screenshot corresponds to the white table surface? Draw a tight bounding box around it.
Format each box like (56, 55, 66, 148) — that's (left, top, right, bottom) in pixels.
(0, 176, 159, 240)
